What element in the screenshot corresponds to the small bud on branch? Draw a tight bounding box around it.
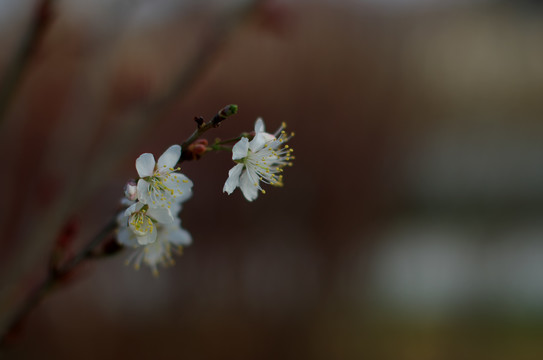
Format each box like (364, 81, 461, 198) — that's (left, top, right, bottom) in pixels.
(194, 116, 204, 128)
(211, 104, 238, 127)
(180, 105, 239, 162)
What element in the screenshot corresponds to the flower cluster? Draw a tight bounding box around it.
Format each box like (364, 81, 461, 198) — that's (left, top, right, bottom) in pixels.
(223, 118, 294, 201)
(117, 145, 193, 275)
(116, 116, 293, 274)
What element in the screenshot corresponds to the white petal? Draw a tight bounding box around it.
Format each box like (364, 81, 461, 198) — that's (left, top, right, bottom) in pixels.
(170, 202, 183, 216)
(169, 173, 193, 190)
(164, 173, 193, 201)
(157, 144, 181, 170)
(117, 227, 138, 247)
(261, 132, 276, 143)
(223, 164, 243, 194)
(239, 170, 259, 201)
(249, 132, 273, 153)
(147, 207, 174, 224)
(254, 117, 265, 133)
(135, 153, 155, 178)
(168, 227, 192, 246)
(116, 210, 129, 227)
(124, 202, 143, 217)
(136, 228, 158, 245)
(120, 198, 135, 207)
(144, 240, 165, 264)
(170, 191, 190, 208)
(136, 179, 151, 204)
(232, 137, 249, 160)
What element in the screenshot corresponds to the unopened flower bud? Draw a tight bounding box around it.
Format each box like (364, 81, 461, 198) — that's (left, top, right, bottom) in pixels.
(187, 139, 209, 159)
(218, 104, 238, 118)
(195, 138, 209, 146)
(124, 179, 137, 201)
(192, 144, 207, 155)
(212, 104, 238, 126)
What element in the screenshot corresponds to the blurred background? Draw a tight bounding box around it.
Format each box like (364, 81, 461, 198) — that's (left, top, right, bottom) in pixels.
(2, 0, 543, 358)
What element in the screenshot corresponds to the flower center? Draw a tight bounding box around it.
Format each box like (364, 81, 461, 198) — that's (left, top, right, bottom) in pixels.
(129, 207, 155, 236)
(244, 143, 294, 191)
(143, 166, 187, 206)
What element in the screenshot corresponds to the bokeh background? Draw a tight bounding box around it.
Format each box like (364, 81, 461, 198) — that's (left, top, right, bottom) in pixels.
(2, 0, 543, 358)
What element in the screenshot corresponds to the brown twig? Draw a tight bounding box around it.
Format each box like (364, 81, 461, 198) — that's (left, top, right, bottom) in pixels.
(0, 0, 263, 347)
(0, 0, 55, 128)
(180, 104, 238, 157)
(0, 102, 239, 345)
(0, 217, 116, 346)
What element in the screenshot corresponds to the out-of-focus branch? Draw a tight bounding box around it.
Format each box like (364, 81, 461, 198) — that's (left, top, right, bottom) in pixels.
(83, 0, 264, 197)
(0, 0, 264, 348)
(0, 217, 116, 347)
(179, 104, 238, 156)
(0, 101, 238, 346)
(0, 0, 55, 128)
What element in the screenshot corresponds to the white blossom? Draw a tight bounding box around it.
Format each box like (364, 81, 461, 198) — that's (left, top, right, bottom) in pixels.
(223, 118, 294, 201)
(135, 144, 192, 209)
(117, 202, 174, 245)
(118, 205, 192, 276)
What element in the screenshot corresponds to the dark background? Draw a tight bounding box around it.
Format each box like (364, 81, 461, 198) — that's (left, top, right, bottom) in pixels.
(2, 0, 543, 359)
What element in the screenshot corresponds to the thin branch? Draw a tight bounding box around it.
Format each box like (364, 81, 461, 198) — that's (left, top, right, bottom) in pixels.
(0, 101, 239, 345)
(181, 104, 238, 152)
(207, 145, 232, 152)
(214, 133, 252, 146)
(0, 0, 264, 346)
(0, 0, 55, 128)
(0, 217, 116, 346)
